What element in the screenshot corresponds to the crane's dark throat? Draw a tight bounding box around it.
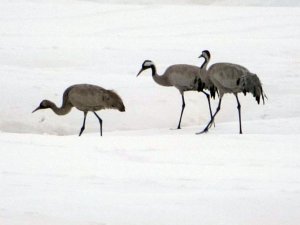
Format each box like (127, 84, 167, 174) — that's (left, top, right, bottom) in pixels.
(200, 58, 207, 69)
(150, 65, 157, 76)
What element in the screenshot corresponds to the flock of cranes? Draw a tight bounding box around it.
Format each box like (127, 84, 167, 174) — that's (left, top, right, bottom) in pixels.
(33, 50, 266, 136)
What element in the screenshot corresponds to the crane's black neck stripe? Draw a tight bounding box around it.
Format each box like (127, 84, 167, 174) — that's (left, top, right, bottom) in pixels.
(150, 65, 157, 76)
(200, 58, 207, 69)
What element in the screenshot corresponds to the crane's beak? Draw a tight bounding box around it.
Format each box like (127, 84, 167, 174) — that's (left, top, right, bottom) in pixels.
(32, 106, 41, 113)
(198, 54, 204, 58)
(137, 68, 144, 77)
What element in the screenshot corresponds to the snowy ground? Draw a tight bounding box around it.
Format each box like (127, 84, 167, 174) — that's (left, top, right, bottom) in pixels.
(1, 1, 300, 225)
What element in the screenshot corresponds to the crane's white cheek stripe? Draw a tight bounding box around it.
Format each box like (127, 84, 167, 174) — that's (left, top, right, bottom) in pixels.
(144, 61, 153, 67)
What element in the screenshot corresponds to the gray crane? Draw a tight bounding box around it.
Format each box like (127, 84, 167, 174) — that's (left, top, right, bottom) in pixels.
(137, 60, 217, 129)
(32, 84, 125, 136)
(197, 50, 267, 134)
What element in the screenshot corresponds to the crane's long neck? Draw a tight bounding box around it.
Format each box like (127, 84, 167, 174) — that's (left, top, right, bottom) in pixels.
(47, 100, 72, 115)
(200, 56, 210, 71)
(150, 65, 171, 87)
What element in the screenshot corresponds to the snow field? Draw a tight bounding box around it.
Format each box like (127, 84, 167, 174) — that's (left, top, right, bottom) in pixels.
(0, 1, 300, 225)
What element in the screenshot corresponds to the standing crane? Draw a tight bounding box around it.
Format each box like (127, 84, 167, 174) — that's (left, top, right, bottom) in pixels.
(32, 84, 125, 136)
(137, 60, 217, 129)
(197, 50, 266, 134)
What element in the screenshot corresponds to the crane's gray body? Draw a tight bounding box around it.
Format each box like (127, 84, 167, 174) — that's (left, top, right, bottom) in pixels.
(65, 84, 124, 112)
(207, 63, 265, 104)
(161, 64, 215, 95)
(207, 63, 249, 93)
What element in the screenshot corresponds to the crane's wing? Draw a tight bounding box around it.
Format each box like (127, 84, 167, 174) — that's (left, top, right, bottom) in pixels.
(237, 73, 266, 104)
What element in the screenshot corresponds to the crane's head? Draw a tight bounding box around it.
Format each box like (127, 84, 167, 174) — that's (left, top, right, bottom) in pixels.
(32, 100, 51, 113)
(199, 50, 211, 60)
(137, 60, 154, 77)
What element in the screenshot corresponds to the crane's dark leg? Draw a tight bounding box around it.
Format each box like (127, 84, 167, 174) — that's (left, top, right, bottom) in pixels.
(235, 94, 242, 134)
(201, 91, 214, 126)
(196, 96, 223, 134)
(79, 112, 88, 136)
(93, 112, 103, 136)
(177, 93, 185, 129)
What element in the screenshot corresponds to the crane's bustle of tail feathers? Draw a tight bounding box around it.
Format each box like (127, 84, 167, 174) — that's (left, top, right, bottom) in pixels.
(236, 73, 265, 104)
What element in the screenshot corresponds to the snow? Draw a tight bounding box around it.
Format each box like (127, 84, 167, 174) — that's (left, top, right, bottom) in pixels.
(2, 130, 300, 225)
(1, 0, 300, 225)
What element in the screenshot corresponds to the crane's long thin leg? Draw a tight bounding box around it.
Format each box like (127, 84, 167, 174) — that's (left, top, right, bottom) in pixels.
(177, 93, 185, 129)
(235, 94, 242, 134)
(201, 91, 214, 127)
(93, 112, 103, 136)
(196, 96, 223, 134)
(79, 111, 88, 136)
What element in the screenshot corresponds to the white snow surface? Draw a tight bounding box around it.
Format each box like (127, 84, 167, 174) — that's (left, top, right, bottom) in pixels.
(1, 1, 300, 225)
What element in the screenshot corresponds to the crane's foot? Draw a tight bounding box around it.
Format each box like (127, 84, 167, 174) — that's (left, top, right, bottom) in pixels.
(170, 124, 182, 130)
(79, 129, 84, 136)
(196, 119, 214, 134)
(195, 128, 209, 135)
